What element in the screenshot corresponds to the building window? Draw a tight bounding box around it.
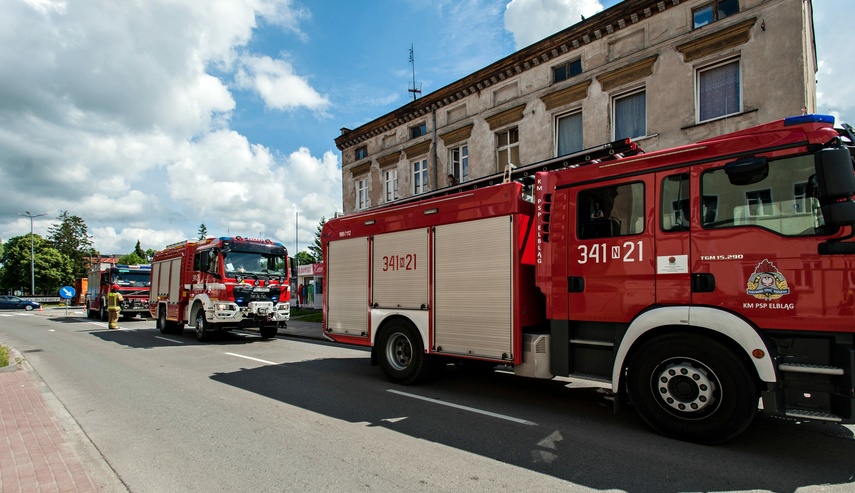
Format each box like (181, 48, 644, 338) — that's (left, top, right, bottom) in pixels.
(614, 89, 646, 140)
(556, 112, 583, 157)
(693, 0, 739, 29)
(698, 59, 740, 122)
(356, 178, 369, 210)
(413, 159, 428, 195)
(410, 122, 427, 139)
(793, 182, 809, 215)
(745, 189, 773, 217)
(497, 128, 520, 171)
(355, 146, 368, 160)
(450, 145, 469, 183)
(553, 59, 582, 83)
(384, 169, 398, 203)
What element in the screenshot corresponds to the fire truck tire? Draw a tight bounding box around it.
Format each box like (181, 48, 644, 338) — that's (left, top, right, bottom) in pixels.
(157, 307, 170, 334)
(626, 333, 757, 444)
(378, 320, 435, 385)
(194, 312, 214, 342)
(86, 304, 95, 319)
(99, 302, 106, 321)
(259, 325, 278, 339)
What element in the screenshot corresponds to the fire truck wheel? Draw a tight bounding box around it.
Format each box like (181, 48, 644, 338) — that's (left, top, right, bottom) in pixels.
(99, 302, 106, 321)
(378, 320, 434, 385)
(259, 325, 278, 339)
(626, 333, 757, 444)
(194, 313, 214, 342)
(157, 307, 169, 334)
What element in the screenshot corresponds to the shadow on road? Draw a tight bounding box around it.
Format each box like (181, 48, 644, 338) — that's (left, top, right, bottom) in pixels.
(209, 355, 855, 492)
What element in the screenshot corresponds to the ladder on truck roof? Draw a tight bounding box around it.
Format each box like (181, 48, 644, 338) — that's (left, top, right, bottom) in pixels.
(375, 138, 643, 210)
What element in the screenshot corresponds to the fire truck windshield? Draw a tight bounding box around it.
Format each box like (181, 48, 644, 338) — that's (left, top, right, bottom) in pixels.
(111, 270, 151, 287)
(223, 251, 288, 277)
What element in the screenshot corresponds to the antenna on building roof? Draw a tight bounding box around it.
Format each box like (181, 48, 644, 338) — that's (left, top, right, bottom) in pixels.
(408, 43, 421, 102)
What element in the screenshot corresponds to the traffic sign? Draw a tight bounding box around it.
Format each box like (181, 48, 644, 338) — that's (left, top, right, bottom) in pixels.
(59, 286, 76, 299)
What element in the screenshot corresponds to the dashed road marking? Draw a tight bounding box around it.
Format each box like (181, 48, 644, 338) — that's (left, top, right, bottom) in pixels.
(387, 389, 537, 426)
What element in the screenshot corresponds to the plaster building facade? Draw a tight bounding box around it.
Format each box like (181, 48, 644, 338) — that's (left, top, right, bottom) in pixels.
(334, 0, 817, 215)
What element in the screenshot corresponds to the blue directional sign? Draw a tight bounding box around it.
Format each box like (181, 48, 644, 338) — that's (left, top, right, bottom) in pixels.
(59, 286, 76, 299)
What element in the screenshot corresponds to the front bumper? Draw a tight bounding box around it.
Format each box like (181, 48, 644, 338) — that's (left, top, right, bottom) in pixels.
(211, 301, 290, 325)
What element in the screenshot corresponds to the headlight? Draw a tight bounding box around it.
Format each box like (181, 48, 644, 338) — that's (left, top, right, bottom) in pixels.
(215, 303, 231, 311)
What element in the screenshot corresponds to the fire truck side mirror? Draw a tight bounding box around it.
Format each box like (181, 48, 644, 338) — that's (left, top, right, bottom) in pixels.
(724, 156, 768, 186)
(815, 147, 855, 199)
(815, 147, 855, 227)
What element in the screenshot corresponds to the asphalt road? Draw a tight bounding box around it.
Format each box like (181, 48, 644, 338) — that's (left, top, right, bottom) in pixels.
(2, 308, 855, 492)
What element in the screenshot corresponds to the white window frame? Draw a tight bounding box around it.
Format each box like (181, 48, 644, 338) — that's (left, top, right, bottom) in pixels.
(356, 177, 369, 210)
(696, 58, 741, 123)
(449, 145, 469, 183)
(496, 128, 519, 172)
(413, 159, 428, 195)
(745, 189, 772, 217)
(555, 110, 583, 157)
(612, 88, 646, 140)
(384, 168, 398, 203)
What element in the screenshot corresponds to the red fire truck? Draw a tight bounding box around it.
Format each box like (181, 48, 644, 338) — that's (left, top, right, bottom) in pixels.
(322, 114, 855, 443)
(86, 263, 151, 320)
(149, 236, 292, 341)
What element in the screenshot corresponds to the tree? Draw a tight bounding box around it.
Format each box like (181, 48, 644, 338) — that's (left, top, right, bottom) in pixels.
(198, 223, 208, 240)
(307, 217, 326, 263)
(145, 248, 157, 261)
(47, 211, 97, 279)
(117, 253, 146, 265)
(134, 240, 145, 259)
(294, 251, 314, 266)
(0, 234, 73, 294)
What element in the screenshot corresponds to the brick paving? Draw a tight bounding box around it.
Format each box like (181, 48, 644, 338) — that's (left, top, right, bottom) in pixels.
(0, 356, 108, 493)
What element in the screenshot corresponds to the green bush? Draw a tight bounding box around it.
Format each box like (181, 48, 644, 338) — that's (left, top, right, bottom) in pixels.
(0, 345, 9, 368)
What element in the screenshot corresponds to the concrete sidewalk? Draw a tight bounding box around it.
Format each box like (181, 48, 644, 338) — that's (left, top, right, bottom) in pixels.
(0, 318, 326, 492)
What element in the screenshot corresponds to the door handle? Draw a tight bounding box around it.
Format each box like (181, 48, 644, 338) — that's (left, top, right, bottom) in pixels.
(691, 273, 716, 293)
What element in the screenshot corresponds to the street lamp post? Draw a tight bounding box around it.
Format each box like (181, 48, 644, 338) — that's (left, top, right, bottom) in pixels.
(18, 211, 47, 296)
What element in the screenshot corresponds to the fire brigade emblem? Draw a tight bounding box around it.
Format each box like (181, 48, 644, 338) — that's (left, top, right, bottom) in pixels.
(746, 259, 790, 300)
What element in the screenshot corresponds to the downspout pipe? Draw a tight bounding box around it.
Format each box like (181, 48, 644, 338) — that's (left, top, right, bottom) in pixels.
(432, 108, 438, 191)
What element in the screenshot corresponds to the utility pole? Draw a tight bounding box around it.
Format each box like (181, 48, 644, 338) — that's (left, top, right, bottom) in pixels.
(18, 211, 47, 296)
(295, 210, 300, 309)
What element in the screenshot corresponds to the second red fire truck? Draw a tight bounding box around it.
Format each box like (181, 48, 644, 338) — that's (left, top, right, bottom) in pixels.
(149, 236, 292, 341)
(86, 262, 151, 321)
(322, 114, 855, 443)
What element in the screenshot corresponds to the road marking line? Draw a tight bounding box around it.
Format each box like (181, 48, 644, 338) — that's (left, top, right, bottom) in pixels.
(387, 389, 538, 426)
(225, 352, 277, 365)
(155, 336, 184, 344)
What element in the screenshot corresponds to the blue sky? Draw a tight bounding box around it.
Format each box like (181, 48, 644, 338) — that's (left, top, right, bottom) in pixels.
(0, 0, 849, 258)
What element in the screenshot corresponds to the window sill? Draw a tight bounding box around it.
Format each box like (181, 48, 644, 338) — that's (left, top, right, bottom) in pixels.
(629, 133, 659, 144)
(682, 108, 758, 131)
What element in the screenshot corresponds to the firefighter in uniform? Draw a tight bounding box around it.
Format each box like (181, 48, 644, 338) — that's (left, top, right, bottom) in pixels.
(107, 284, 123, 329)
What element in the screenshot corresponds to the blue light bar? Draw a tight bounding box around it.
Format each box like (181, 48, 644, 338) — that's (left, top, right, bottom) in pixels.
(784, 114, 835, 126)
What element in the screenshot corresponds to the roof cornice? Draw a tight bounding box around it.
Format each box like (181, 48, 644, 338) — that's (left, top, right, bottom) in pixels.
(335, 0, 680, 150)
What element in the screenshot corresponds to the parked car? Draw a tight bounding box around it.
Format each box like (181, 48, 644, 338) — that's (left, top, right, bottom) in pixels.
(0, 295, 41, 311)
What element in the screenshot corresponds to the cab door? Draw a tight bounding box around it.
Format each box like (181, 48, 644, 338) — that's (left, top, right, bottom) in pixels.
(566, 177, 656, 323)
(655, 172, 695, 304)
